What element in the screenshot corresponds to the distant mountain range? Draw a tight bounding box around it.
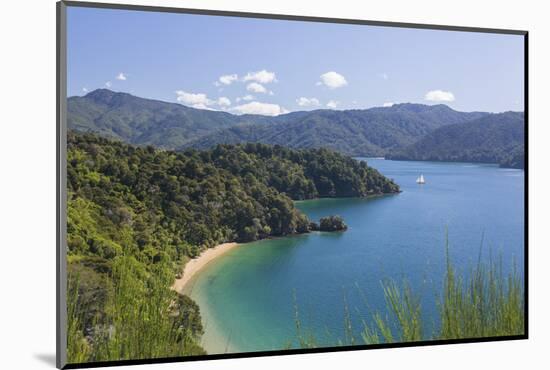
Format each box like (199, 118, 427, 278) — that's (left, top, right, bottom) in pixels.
(68, 89, 525, 168)
(68, 89, 248, 148)
(387, 112, 525, 168)
(187, 104, 488, 156)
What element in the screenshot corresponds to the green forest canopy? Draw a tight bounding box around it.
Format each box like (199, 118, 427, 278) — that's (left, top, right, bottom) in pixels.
(68, 131, 399, 258)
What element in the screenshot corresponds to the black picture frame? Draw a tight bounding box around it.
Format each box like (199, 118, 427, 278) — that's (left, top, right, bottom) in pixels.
(56, 1, 529, 368)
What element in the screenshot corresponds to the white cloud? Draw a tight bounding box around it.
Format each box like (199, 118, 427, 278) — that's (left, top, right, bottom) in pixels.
(232, 101, 287, 116)
(383, 102, 394, 107)
(218, 74, 238, 85)
(296, 97, 320, 107)
(116, 72, 127, 81)
(247, 82, 268, 94)
(175, 90, 215, 109)
(327, 100, 339, 109)
(217, 97, 231, 107)
(236, 95, 255, 103)
(242, 95, 254, 101)
(243, 70, 277, 84)
(105, 81, 112, 88)
(82, 87, 89, 93)
(425, 90, 455, 102)
(318, 71, 348, 89)
(380, 73, 389, 80)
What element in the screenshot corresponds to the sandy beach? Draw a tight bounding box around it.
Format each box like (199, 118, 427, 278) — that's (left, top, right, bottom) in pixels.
(172, 242, 239, 294)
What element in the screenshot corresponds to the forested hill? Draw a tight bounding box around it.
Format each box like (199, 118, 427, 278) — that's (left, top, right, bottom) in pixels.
(68, 90, 487, 156)
(68, 131, 399, 261)
(386, 112, 525, 169)
(187, 104, 487, 156)
(68, 89, 245, 148)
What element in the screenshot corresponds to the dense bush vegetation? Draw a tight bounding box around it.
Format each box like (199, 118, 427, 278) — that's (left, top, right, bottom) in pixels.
(67, 131, 398, 254)
(319, 216, 348, 231)
(66, 131, 399, 362)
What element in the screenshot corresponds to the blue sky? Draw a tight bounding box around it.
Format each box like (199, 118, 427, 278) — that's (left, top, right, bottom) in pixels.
(67, 6, 524, 115)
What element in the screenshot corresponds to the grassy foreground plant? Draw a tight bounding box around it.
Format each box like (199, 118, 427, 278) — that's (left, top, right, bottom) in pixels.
(438, 241, 524, 339)
(294, 237, 524, 348)
(362, 239, 524, 345)
(67, 255, 205, 363)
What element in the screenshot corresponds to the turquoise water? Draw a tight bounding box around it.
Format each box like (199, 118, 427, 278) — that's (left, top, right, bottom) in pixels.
(185, 159, 525, 354)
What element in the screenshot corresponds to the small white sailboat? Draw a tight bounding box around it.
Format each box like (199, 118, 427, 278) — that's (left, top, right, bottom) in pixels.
(416, 174, 425, 184)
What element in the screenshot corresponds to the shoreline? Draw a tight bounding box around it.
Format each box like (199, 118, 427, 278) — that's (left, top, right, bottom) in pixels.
(172, 193, 394, 294)
(381, 157, 524, 170)
(172, 242, 240, 294)
(171, 195, 395, 352)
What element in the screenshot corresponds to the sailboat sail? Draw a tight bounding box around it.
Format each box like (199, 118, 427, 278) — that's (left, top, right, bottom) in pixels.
(416, 174, 425, 184)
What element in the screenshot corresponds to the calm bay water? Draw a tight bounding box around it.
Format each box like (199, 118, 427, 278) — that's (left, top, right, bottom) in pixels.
(185, 159, 524, 354)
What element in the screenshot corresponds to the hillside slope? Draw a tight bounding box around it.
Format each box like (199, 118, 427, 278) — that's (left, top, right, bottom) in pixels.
(186, 103, 487, 156)
(68, 89, 246, 148)
(387, 112, 525, 168)
(68, 90, 488, 156)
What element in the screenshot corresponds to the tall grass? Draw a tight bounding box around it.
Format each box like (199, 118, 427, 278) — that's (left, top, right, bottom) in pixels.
(68, 236, 524, 360)
(67, 255, 205, 364)
(438, 237, 524, 339)
(67, 275, 91, 363)
(294, 236, 524, 348)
